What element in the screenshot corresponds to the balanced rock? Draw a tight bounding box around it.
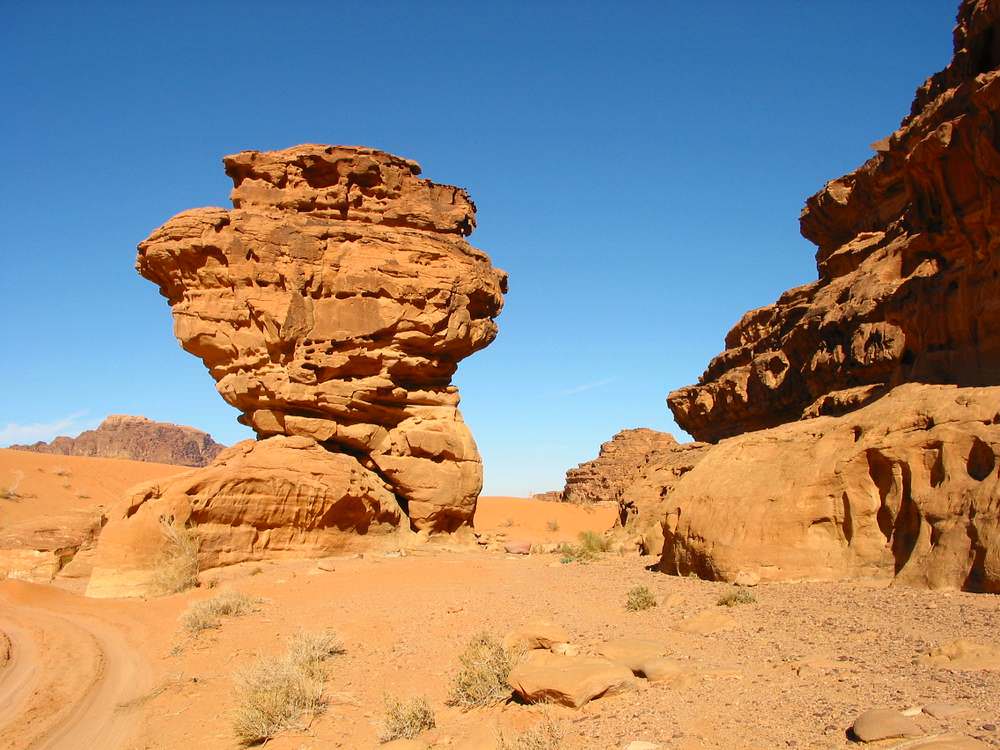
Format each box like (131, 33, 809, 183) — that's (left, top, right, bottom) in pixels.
(10, 415, 224, 467)
(508, 651, 636, 708)
(88, 146, 506, 596)
(668, 0, 1000, 443)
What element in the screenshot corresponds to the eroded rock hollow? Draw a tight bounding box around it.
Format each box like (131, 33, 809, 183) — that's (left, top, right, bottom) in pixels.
(88, 145, 505, 597)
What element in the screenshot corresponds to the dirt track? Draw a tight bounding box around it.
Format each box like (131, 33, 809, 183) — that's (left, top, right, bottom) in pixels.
(0, 581, 151, 750)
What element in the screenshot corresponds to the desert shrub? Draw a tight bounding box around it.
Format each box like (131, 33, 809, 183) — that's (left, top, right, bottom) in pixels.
(496, 714, 563, 750)
(182, 590, 262, 633)
(558, 531, 612, 563)
(716, 587, 756, 607)
(231, 629, 343, 745)
(625, 585, 657, 612)
(501, 517, 514, 528)
(380, 695, 435, 742)
(152, 518, 200, 595)
(51, 466, 71, 477)
(447, 633, 517, 708)
(546, 519, 559, 532)
(1, 470, 28, 501)
(232, 654, 325, 745)
(286, 630, 344, 677)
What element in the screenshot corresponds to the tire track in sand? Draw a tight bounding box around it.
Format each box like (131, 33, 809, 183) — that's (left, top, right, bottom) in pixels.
(0, 584, 152, 750)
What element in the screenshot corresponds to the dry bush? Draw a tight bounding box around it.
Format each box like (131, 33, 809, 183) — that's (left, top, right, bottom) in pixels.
(546, 519, 559, 532)
(558, 531, 612, 563)
(182, 590, 262, 634)
(286, 630, 344, 677)
(232, 655, 324, 745)
(231, 629, 344, 745)
(380, 695, 435, 742)
(447, 633, 517, 708)
(716, 587, 756, 607)
(152, 519, 200, 595)
(51, 466, 71, 477)
(496, 714, 563, 750)
(1, 470, 29, 501)
(625, 585, 657, 612)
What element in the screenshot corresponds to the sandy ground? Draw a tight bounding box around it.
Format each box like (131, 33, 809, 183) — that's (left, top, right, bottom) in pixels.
(0, 452, 998, 749)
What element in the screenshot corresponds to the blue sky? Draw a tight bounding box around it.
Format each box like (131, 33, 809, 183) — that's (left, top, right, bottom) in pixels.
(0, 1, 957, 495)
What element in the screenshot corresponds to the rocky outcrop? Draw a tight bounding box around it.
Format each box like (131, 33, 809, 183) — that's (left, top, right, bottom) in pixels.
(668, 0, 1000, 443)
(11, 415, 224, 467)
(563, 429, 680, 505)
(560, 429, 709, 554)
(87, 145, 505, 596)
(661, 383, 1000, 592)
(0, 510, 105, 583)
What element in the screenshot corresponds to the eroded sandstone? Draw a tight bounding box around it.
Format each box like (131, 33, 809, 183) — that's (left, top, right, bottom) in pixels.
(88, 145, 505, 596)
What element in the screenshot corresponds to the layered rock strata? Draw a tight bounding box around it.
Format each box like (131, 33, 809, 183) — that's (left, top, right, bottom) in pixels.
(87, 145, 505, 596)
(11, 415, 224, 467)
(668, 0, 1000, 443)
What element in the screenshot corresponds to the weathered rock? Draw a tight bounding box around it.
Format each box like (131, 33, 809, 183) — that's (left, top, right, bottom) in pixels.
(10, 415, 224, 467)
(596, 638, 668, 675)
(922, 703, 974, 719)
(87, 436, 405, 597)
(850, 709, 923, 742)
(906, 736, 990, 749)
(668, 1, 1000, 443)
(503, 620, 570, 652)
(560, 429, 709, 556)
(507, 651, 636, 708)
(0, 510, 104, 583)
(660, 384, 1000, 592)
(919, 639, 1000, 670)
(88, 145, 505, 595)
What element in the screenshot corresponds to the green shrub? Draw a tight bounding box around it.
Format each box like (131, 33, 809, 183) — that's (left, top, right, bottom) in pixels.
(625, 585, 657, 611)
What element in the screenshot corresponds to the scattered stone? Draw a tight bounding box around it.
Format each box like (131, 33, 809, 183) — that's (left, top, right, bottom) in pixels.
(733, 571, 760, 587)
(504, 541, 532, 555)
(850, 709, 923, 742)
(503, 620, 570, 652)
(508, 651, 636, 708)
(597, 639, 668, 674)
(920, 640, 1000, 670)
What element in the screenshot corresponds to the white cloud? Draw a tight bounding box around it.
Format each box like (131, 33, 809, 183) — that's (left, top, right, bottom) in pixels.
(0, 411, 91, 447)
(556, 377, 617, 397)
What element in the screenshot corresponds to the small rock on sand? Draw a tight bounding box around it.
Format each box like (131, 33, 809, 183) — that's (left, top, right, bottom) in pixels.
(850, 709, 923, 742)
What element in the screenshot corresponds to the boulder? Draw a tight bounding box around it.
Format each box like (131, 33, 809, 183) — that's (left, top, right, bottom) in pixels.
(88, 145, 506, 596)
(508, 651, 636, 708)
(596, 638, 668, 675)
(850, 709, 923, 742)
(503, 620, 570, 652)
(10, 415, 224, 467)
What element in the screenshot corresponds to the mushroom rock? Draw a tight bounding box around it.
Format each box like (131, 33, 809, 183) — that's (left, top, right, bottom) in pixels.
(87, 145, 505, 597)
(668, 0, 1000, 443)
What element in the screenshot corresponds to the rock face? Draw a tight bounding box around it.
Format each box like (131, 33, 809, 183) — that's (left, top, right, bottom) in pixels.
(87, 145, 505, 596)
(10, 415, 224, 467)
(662, 384, 1000, 592)
(668, 0, 1000, 443)
(563, 429, 680, 505)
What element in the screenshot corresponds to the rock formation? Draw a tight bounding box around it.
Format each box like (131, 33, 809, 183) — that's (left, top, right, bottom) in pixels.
(87, 145, 505, 597)
(10, 415, 224, 467)
(654, 0, 1000, 592)
(559, 429, 709, 555)
(668, 0, 1000, 443)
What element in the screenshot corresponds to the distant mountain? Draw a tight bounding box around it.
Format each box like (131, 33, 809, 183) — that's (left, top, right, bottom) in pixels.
(10, 415, 226, 467)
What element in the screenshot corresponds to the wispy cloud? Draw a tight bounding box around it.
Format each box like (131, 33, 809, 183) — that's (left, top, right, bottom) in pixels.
(556, 377, 617, 397)
(0, 411, 91, 447)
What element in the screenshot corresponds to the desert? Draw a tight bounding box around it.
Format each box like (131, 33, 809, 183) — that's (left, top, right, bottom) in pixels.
(2, 1, 999, 748)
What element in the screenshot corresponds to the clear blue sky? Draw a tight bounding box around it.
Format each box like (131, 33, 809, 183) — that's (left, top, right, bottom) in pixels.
(0, 1, 957, 495)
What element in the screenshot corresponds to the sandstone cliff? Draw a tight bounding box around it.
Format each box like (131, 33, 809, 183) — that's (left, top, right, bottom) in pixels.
(655, 0, 1000, 592)
(87, 145, 506, 597)
(11, 415, 224, 467)
(668, 0, 1000, 443)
